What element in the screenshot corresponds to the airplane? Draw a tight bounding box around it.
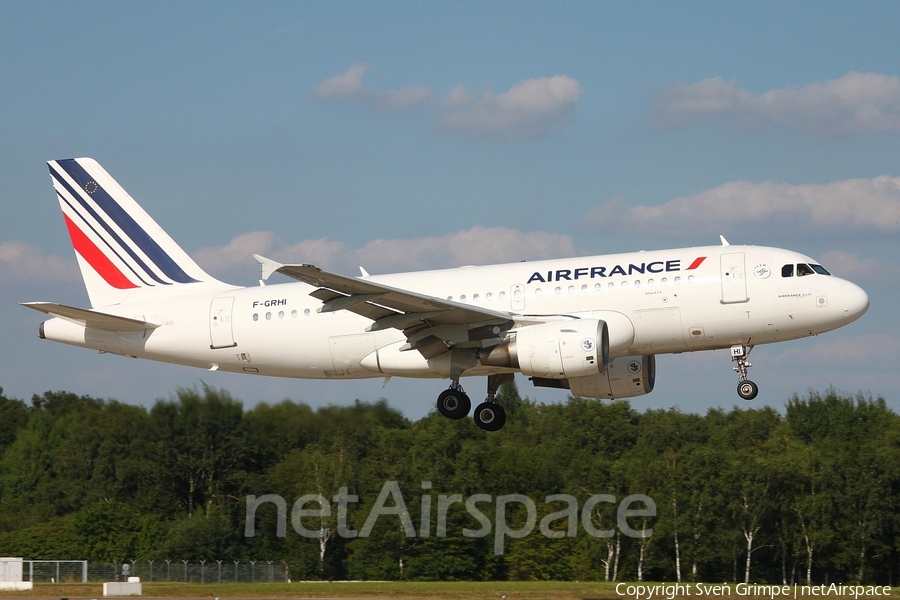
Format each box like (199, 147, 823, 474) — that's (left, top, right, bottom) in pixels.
(23, 158, 870, 431)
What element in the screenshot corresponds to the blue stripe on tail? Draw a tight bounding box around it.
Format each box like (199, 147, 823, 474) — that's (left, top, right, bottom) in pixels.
(55, 159, 198, 285)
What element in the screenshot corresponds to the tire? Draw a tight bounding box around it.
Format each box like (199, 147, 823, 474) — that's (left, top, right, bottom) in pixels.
(473, 402, 506, 431)
(437, 389, 471, 419)
(737, 380, 759, 401)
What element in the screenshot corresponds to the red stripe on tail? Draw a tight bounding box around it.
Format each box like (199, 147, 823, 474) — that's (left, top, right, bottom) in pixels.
(63, 214, 138, 290)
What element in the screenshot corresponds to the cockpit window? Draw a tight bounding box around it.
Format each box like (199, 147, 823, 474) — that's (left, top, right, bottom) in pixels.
(782, 263, 830, 277)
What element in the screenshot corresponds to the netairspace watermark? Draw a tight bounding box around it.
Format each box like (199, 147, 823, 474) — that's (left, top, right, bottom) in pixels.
(245, 480, 655, 555)
(615, 583, 893, 600)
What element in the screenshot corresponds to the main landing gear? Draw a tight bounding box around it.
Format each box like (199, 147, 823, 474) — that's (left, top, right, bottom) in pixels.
(436, 373, 512, 431)
(731, 344, 759, 401)
(436, 384, 471, 420)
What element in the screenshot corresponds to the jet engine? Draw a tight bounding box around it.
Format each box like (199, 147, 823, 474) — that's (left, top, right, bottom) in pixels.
(479, 319, 609, 379)
(531, 355, 656, 399)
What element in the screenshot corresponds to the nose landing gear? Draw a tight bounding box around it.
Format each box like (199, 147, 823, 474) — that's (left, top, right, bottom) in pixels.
(731, 344, 758, 400)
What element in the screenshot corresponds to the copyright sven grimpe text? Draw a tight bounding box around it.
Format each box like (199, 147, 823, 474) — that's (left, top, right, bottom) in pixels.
(616, 583, 892, 600)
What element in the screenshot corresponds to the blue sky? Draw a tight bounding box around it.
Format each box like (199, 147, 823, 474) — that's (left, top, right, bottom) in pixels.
(2, 1, 898, 418)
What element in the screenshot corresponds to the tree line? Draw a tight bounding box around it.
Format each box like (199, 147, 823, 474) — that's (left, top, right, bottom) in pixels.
(0, 383, 897, 584)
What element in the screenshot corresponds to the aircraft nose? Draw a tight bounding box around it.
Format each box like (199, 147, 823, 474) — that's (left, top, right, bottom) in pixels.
(841, 281, 869, 325)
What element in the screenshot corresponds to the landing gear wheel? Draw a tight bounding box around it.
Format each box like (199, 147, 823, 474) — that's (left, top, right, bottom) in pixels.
(737, 380, 759, 401)
(437, 389, 471, 419)
(473, 402, 506, 431)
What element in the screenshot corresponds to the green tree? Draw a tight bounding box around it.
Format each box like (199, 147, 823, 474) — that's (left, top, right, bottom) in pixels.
(150, 386, 250, 518)
(0, 388, 29, 455)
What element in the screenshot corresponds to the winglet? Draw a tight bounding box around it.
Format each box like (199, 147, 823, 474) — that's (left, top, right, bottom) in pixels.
(253, 254, 283, 281)
(719, 235, 730, 246)
(359, 266, 370, 277)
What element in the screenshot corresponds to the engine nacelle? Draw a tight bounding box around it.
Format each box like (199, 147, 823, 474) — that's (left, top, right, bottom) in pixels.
(480, 319, 609, 379)
(531, 355, 655, 399)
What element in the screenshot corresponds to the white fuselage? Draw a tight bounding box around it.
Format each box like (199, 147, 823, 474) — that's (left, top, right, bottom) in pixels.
(40, 244, 868, 383)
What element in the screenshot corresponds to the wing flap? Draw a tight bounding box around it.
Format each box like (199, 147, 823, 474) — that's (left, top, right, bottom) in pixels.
(276, 263, 510, 322)
(260, 259, 516, 352)
(22, 302, 159, 332)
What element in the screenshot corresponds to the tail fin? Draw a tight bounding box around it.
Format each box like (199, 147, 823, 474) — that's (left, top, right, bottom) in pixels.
(48, 158, 226, 307)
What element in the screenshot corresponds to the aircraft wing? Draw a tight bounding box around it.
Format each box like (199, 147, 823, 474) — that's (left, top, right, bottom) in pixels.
(21, 302, 159, 332)
(255, 256, 517, 358)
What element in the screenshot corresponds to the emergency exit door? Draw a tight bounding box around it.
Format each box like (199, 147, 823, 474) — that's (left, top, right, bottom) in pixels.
(209, 297, 237, 349)
(720, 253, 749, 304)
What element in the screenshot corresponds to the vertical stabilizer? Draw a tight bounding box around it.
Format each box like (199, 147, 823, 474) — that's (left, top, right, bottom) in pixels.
(48, 158, 226, 307)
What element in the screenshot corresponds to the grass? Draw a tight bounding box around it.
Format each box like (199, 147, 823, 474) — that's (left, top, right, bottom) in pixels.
(0, 580, 624, 599)
(4, 581, 892, 599)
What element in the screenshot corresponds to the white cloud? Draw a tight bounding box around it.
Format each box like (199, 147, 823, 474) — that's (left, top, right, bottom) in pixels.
(0, 241, 77, 283)
(774, 334, 900, 370)
(314, 65, 583, 141)
(314, 63, 433, 112)
(586, 176, 900, 235)
(352, 226, 577, 272)
(192, 231, 279, 274)
(190, 226, 577, 280)
(314, 63, 371, 98)
(436, 76, 584, 141)
(652, 72, 900, 135)
(816, 250, 884, 280)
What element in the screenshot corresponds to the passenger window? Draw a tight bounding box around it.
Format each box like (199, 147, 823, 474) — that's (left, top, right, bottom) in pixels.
(797, 264, 813, 277)
(782, 264, 793, 277)
(500, 291, 507, 300)
(595, 283, 602, 292)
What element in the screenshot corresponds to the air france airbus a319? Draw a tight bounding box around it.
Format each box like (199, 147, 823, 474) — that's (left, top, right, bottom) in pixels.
(23, 158, 870, 431)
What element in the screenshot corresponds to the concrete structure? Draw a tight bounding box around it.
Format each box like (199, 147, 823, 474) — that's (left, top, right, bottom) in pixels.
(0, 557, 33, 591)
(103, 577, 142, 596)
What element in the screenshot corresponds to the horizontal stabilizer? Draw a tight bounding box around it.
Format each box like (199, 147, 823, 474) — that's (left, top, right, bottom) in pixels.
(21, 302, 159, 332)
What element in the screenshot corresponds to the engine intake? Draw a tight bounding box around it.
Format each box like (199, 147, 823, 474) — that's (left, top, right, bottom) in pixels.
(531, 355, 656, 399)
(479, 319, 609, 379)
